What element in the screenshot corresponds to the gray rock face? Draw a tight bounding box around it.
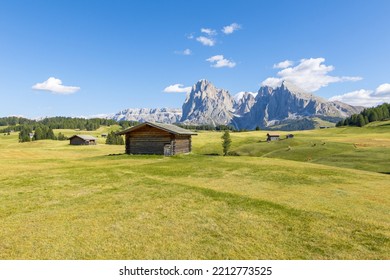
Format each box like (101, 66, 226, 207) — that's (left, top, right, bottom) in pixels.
(112, 108, 182, 124)
(181, 79, 235, 125)
(235, 81, 363, 129)
(234, 92, 257, 115)
(111, 80, 363, 130)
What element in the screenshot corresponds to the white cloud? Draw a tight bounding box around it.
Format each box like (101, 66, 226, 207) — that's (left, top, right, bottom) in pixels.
(329, 83, 390, 107)
(201, 28, 217, 36)
(163, 84, 191, 93)
(222, 23, 241, 34)
(273, 60, 294, 69)
(196, 36, 216, 46)
(262, 58, 362, 92)
(233, 91, 258, 102)
(206, 55, 236, 68)
(375, 83, 390, 96)
(175, 48, 192, 55)
(32, 77, 80, 94)
(183, 49, 192, 55)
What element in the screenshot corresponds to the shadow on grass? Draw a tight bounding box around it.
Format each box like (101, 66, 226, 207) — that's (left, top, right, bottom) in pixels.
(107, 153, 127, 156)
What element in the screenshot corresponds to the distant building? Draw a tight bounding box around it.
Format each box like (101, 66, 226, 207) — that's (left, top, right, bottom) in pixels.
(101, 133, 108, 138)
(69, 135, 97, 145)
(267, 133, 280, 142)
(117, 122, 197, 156)
(319, 126, 330, 129)
(286, 134, 294, 139)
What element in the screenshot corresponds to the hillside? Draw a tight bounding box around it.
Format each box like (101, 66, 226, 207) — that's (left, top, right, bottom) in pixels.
(0, 125, 389, 259)
(193, 125, 390, 174)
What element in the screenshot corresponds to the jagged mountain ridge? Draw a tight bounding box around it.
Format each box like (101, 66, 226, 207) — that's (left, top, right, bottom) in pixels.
(180, 80, 362, 129)
(112, 108, 182, 124)
(234, 81, 363, 129)
(111, 80, 363, 130)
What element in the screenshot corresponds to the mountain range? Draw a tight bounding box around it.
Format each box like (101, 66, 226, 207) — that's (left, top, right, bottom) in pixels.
(112, 80, 363, 130)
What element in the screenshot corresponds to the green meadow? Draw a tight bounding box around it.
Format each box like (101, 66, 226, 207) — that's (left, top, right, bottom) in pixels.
(0, 124, 389, 259)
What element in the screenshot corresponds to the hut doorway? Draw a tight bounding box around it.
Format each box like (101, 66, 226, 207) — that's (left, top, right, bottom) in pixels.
(164, 144, 172, 156)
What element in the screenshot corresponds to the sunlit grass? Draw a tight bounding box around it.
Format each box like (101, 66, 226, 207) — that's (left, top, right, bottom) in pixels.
(0, 126, 389, 259)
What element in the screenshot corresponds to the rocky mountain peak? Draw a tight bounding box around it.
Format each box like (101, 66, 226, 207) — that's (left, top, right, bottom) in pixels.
(194, 79, 212, 91)
(181, 80, 235, 125)
(111, 79, 363, 131)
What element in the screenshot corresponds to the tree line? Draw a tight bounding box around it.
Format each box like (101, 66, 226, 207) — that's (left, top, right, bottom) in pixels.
(18, 125, 55, 142)
(336, 103, 390, 127)
(0, 116, 121, 133)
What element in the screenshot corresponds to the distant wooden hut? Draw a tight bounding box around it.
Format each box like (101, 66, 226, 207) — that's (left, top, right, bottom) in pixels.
(69, 135, 97, 145)
(286, 134, 294, 139)
(266, 133, 280, 142)
(117, 122, 197, 155)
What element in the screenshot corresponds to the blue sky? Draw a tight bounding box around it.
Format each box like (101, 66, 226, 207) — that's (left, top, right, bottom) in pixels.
(1, 0, 390, 118)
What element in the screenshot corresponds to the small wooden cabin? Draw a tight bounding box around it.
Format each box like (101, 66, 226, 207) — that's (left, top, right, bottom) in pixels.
(266, 133, 280, 142)
(286, 134, 294, 139)
(69, 135, 97, 145)
(117, 122, 197, 155)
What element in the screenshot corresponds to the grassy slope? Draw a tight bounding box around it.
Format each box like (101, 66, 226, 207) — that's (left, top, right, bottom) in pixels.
(201, 126, 390, 174)
(0, 127, 389, 259)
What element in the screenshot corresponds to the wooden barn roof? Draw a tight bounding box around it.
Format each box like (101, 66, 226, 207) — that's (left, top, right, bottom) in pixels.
(117, 122, 197, 136)
(69, 135, 97, 140)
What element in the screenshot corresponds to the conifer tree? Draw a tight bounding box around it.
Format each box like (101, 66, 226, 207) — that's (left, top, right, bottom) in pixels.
(221, 130, 232, 156)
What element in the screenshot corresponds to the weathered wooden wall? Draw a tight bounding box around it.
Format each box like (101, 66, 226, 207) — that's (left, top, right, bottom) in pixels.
(124, 125, 192, 155)
(172, 135, 191, 154)
(126, 125, 172, 155)
(70, 137, 86, 145)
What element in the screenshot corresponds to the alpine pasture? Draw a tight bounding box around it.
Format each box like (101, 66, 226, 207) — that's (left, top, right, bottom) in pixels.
(0, 124, 389, 259)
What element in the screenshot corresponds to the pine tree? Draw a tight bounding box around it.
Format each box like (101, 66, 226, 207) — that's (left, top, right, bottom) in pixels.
(105, 131, 124, 145)
(47, 128, 56, 140)
(57, 132, 67, 140)
(368, 111, 378, 122)
(221, 130, 232, 156)
(357, 114, 366, 127)
(19, 126, 32, 142)
(34, 127, 43, 140)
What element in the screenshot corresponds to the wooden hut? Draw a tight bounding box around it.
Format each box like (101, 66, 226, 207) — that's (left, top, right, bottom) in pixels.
(117, 122, 197, 155)
(266, 133, 280, 142)
(69, 135, 97, 145)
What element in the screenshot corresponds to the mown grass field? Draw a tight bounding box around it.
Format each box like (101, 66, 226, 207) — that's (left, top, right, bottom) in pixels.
(0, 124, 389, 259)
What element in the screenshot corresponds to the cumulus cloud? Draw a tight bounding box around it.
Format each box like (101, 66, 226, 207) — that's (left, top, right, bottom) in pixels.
(206, 55, 236, 68)
(175, 48, 192, 55)
(262, 58, 362, 92)
(201, 28, 217, 36)
(273, 60, 294, 69)
(222, 23, 241, 34)
(163, 84, 191, 93)
(375, 83, 390, 96)
(196, 36, 216, 46)
(329, 83, 390, 107)
(32, 77, 80, 94)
